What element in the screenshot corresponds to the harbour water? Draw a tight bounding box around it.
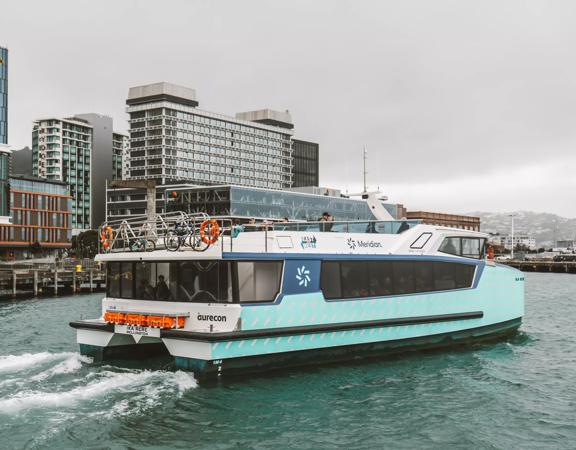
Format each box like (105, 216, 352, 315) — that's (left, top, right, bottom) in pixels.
(0, 272, 575, 449)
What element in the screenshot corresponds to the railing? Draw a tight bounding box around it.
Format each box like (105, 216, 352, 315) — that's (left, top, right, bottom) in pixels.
(99, 211, 209, 253)
(98, 212, 422, 254)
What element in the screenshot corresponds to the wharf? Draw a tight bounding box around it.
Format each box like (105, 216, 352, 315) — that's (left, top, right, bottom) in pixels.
(504, 260, 576, 274)
(0, 260, 106, 299)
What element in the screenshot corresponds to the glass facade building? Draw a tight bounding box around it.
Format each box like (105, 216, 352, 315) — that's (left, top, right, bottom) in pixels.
(292, 139, 319, 187)
(0, 46, 7, 145)
(32, 117, 92, 231)
(166, 185, 402, 221)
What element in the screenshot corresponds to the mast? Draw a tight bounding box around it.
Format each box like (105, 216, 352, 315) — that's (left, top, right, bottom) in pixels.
(363, 145, 367, 193)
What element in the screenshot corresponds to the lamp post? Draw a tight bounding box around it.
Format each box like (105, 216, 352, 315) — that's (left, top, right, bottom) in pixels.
(509, 214, 517, 259)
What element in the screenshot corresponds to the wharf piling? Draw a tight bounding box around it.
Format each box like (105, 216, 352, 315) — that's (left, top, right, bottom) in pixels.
(504, 260, 576, 274)
(0, 261, 105, 299)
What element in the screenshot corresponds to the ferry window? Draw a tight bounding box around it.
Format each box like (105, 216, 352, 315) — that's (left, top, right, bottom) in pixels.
(119, 262, 133, 298)
(321, 261, 341, 299)
(410, 233, 433, 250)
(438, 237, 461, 256)
(135, 262, 153, 299)
(414, 261, 434, 292)
(454, 264, 476, 288)
(179, 261, 233, 303)
(134, 262, 179, 301)
(107, 262, 120, 298)
(433, 262, 457, 290)
(340, 261, 369, 298)
(237, 261, 282, 303)
(368, 261, 394, 296)
(439, 237, 486, 259)
(393, 261, 415, 294)
(462, 238, 484, 259)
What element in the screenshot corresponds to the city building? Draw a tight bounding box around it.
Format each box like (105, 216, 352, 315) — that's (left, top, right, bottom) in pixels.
(112, 131, 129, 180)
(556, 240, 574, 250)
(0, 144, 11, 223)
(292, 139, 319, 187)
(32, 114, 128, 231)
(0, 46, 7, 145)
(106, 183, 194, 221)
(405, 211, 480, 231)
(11, 146, 32, 176)
(125, 82, 317, 189)
(0, 175, 72, 260)
(490, 234, 536, 251)
(74, 114, 127, 227)
(163, 185, 403, 221)
(32, 117, 93, 233)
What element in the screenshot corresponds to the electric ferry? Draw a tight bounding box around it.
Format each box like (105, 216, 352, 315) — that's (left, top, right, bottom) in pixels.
(70, 205, 524, 379)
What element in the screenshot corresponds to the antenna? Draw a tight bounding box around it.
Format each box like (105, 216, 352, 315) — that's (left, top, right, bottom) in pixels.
(363, 145, 367, 193)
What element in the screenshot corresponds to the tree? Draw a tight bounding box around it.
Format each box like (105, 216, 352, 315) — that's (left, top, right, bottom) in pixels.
(72, 230, 99, 259)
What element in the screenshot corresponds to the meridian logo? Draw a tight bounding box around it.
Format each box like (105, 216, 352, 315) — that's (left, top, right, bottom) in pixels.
(296, 265, 311, 287)
(347, 238, 382, 250)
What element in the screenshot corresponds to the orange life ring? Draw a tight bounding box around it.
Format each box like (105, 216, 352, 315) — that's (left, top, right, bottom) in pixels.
(199, 219, 220, 245)
(100, 226, 114, 249)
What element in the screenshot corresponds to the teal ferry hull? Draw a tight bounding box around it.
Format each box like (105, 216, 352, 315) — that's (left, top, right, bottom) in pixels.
(171, 318, 521, 378)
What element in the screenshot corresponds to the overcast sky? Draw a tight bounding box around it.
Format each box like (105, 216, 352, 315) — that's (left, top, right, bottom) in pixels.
(2, 0, 576, 216)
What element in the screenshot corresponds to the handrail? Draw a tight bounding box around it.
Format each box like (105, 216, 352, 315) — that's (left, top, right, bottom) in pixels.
(99, 212, 422, 254)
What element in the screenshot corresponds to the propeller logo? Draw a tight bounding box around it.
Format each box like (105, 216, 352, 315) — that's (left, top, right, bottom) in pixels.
(296, 265, 311, 287)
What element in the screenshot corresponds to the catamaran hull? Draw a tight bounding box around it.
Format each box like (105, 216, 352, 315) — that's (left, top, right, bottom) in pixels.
(71, 316, 521, 380)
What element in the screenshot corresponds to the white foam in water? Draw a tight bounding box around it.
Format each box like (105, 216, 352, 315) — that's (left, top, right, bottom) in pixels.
(0, 352, 67, 374)
(0, 369, 197, 415)
(30, 354, 92, 382)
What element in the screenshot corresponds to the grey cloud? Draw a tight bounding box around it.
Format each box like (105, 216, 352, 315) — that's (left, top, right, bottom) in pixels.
(1, 0, 575, 213)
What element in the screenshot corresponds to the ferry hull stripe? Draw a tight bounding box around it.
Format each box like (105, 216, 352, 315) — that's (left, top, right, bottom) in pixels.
(159, 311, 484, 342)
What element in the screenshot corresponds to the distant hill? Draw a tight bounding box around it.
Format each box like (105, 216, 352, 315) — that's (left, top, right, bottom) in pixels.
(466, 211, 576, 247)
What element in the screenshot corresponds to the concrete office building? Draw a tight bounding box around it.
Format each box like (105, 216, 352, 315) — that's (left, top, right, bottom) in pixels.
(0, 46, 7, 145)
(125, 82, 296, 189)
(491, 234, 537, 251)
(32, 117, 92, 233)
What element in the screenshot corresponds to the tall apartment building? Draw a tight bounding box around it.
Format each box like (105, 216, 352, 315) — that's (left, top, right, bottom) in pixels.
(32, 117, 92, 233)
(112, 132, 129, 180)
(32, 114, 128, 231)
(0, 46, 7, 145)
(126, 82, 295, 189)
